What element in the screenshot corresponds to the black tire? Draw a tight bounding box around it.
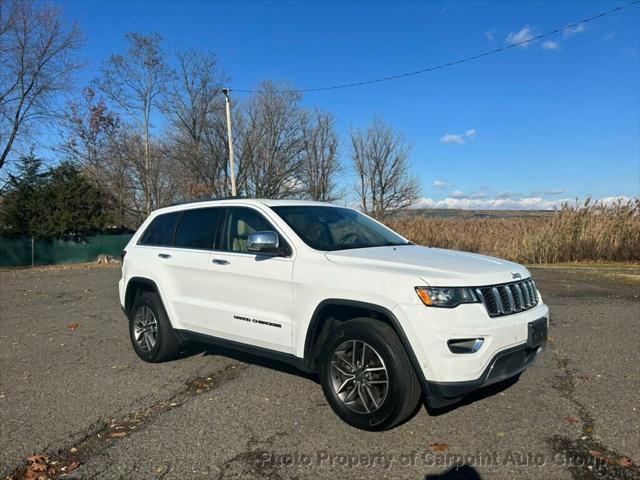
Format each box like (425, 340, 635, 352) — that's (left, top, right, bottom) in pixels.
(319, 317, 422, 431)
(128, 291, 180, 363)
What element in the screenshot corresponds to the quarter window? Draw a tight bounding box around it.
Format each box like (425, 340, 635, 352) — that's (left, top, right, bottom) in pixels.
(138, 212, 180, 247)
(173, 207, 221, 250)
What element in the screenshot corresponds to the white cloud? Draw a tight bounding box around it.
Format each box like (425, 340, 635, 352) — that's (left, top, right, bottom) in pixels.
(485, 29, 497, 42)
(496, 191, 522, 199)
(440, 133, 464, 144)
(563, 23, 586, 38)
(541, 40, 560, 51)
(451, 190, 487, 200)
(603, 31, 616, 40)
(414, 196, 572, 210)
(440, 129, 476, 145)
(432, 180, 453, 189)
(412, 195, 637, 211)
(506, 25, 534, 47)
(531, 188, 566, 196)
(598, 195, 633, 205)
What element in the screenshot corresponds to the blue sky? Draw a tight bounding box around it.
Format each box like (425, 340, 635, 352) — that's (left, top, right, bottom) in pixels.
(60, 0, 639, 209)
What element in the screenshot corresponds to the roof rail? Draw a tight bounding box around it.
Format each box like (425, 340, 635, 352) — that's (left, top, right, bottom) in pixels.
(170, 196, 250, 207)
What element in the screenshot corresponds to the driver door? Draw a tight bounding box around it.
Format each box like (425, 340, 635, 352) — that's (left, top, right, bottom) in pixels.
(200, 206, 295, 353)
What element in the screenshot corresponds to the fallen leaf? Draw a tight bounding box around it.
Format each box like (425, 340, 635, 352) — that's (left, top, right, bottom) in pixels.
(577, 375, 593, 382)
(589, 450, 604, 459)
(109, 431, 127, 438)
(67, 322, 80, 331)
(563, 416, 579, 425)
(618, 457, 633, 468)
(25, 470, 44, 480)
(430, 443, 449, 452)
(547, 336, 555, 342)
(26, 454, 47, 464)
(496, 431, 505, 437)
(66, 461, 80, 472)
(69, 447, 78, 453)
(30, 463, 47, 472)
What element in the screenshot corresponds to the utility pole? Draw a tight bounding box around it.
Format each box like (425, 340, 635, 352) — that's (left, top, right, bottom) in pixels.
(222, 88, 237, 197)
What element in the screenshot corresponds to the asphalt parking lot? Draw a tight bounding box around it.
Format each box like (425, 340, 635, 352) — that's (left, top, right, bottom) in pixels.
(1, 264, 638, 480)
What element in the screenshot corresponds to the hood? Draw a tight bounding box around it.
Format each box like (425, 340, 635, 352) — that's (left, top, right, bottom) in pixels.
(325, 245, 529, 287)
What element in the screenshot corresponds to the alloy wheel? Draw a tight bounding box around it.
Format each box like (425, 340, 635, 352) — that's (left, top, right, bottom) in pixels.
(133, 305, 158, 352)
(330, 340, 389, 414)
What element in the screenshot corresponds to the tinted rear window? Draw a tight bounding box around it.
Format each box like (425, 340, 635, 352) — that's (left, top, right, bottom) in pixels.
(138, 212, 180, 246)
(173, 207, 221, 250)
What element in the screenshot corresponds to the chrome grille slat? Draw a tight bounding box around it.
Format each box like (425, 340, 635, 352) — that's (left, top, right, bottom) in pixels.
(513, 283, 525, 310)
(529, 278, 538, 304)
(491, 287, 504, 314)
(526, 280, 536, 304)
(478, 278, 538, 317)
(505, 286, 516, 312)
(521, 281, 532, 306)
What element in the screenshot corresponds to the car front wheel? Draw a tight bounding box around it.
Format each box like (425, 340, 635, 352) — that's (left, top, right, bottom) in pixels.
(319, 317, 422, 430)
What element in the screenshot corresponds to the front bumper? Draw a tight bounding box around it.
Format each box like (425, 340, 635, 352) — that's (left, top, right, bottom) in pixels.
(425, 341, 544, 407)
(392, 299, 549, 407)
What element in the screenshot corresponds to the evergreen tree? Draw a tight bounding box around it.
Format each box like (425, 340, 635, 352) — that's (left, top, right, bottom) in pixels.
(0, 157, 111, 239)
(0, 154, 47, 237)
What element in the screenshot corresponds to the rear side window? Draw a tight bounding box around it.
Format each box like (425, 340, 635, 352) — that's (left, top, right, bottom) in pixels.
(138, 212, 180, 246)
(173, 207, 221, 250)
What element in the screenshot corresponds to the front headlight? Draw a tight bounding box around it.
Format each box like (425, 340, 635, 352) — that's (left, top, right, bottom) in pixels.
(415, 286, 480, 308)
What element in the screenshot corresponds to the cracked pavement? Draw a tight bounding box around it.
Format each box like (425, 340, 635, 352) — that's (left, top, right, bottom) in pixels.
(1, 264, 638, 479)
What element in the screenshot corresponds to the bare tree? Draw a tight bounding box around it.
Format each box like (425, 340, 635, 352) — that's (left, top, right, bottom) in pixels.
(106, 128, 178, 225)
(0, 0, 83, 171)
(239, 81, 305, 198)
(351, 117, 420, 218)
(95, 32, 171, 214)
(59, 87, 120, 181)
(164, 49, 229, 198)
(300, 110, 341, 202)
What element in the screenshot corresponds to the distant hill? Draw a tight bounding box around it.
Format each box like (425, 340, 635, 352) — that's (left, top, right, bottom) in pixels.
(400, 208, 555, 220)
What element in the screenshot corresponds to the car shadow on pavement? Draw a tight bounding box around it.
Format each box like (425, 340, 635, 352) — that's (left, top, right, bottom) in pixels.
(425, 465, 482, 479)
(425, 375, 521, 416)
(176, 341, 320, 383)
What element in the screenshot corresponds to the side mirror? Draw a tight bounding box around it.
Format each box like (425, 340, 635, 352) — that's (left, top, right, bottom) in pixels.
(247, 231, 280, 253)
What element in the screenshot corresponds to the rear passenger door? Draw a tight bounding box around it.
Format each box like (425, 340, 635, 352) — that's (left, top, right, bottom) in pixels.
(200, 206, 295, 353)
(158, 207, 224, 332)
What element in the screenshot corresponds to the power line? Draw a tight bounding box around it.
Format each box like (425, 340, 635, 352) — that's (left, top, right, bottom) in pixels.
(232, 0, 640, 94)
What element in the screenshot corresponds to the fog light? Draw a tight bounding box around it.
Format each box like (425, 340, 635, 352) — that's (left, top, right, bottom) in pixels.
(448, 338, 484, 354)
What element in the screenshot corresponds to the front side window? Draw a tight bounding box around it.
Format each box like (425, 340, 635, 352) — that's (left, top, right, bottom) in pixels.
(138, 212, 180, 246)
(271, 206, 409, 251)
(221, 207, 286, 254)
(173, 207, 222, 250)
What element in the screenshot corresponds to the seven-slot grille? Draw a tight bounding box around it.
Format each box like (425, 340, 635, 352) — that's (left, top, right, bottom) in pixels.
(476, 279, 538, 317)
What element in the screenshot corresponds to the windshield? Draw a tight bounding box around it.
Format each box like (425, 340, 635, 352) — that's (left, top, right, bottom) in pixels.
(271, 206, 410, 251)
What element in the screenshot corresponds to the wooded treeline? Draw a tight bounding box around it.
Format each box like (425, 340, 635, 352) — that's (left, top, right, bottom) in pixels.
(0, 0, 420, 237)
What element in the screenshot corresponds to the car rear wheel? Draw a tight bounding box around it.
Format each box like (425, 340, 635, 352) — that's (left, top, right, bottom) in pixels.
(319, 317, 422, 430)
(129, 291, 180, 363)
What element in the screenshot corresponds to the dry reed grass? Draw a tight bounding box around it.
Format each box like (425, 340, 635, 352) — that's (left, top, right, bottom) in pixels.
(388, 198, 640, 264)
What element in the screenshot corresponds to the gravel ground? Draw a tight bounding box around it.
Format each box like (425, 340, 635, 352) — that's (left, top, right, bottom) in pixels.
(0, 264, 638, 480)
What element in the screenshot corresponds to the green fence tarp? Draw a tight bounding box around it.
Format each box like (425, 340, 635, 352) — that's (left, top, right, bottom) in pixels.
(0, 234, 133, 267)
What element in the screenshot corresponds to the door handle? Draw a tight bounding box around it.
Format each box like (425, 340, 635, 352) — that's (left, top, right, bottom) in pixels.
(158, 253, 172, 259)
(211, 258, 230, 265)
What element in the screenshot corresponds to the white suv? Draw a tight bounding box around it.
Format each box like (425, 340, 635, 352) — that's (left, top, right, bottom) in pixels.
(119, 198, 549, 430)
